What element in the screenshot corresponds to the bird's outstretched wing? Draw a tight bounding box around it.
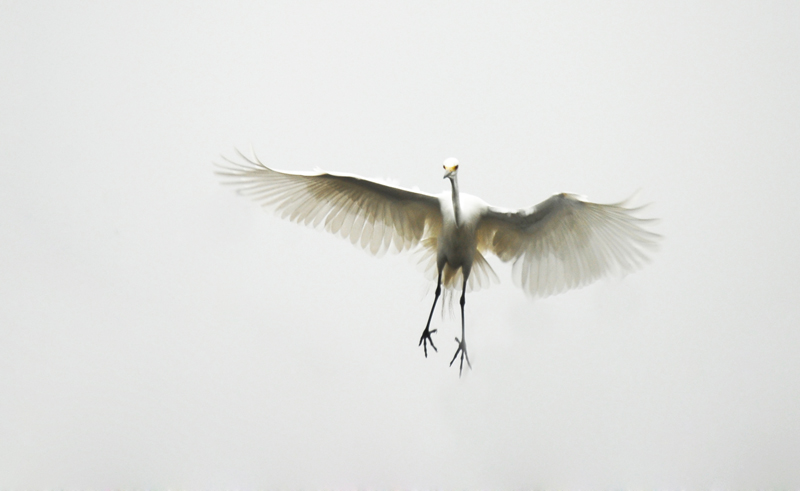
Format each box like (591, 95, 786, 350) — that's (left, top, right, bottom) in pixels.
(216, 150, 443, 255)
(479, 193, 660, 298)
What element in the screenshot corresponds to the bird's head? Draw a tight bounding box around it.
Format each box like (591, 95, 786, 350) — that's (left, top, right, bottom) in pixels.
(443, 157, 459, 180)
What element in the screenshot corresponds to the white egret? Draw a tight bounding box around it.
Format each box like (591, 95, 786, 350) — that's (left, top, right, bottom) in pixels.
(217, 151, 659, 375)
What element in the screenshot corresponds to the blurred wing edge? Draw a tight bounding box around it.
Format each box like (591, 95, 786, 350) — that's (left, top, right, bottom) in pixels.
(215, 149, 443, 256)
(479, 193, 661, 298)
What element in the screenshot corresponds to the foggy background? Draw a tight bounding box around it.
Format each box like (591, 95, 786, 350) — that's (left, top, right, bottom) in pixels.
(2, 1, 799, 488)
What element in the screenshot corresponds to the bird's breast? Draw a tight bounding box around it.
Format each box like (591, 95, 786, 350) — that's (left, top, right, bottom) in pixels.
(436, 192, 486, 266)
(438, 220, 477, 266)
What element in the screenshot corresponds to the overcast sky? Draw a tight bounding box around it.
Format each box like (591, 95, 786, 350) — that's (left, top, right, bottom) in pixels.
(2, 1, 800, 489)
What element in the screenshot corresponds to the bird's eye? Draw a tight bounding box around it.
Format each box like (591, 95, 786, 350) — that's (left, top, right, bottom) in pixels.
(443, 165, 446, 169)
(454, 165, 458, 170)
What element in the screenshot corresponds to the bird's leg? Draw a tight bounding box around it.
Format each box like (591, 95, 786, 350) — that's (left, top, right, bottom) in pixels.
(450, 278, 471, 376)
(419, 271, 443, 357)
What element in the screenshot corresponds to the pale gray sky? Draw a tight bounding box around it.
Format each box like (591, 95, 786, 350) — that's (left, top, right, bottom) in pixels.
(2, 1, 800, 488)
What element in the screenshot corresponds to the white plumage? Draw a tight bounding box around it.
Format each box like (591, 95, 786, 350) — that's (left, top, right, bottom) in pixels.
(217, 150, 659, 374)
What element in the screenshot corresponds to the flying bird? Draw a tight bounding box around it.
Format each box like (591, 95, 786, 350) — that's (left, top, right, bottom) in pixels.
(217, 151, 659, 375)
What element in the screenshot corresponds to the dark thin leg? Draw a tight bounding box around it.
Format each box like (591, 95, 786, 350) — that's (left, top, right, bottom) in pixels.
(419, 270, 443, 357)
(450, 277, 471, 376)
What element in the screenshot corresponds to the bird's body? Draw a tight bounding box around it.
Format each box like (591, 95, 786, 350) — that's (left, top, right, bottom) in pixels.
(435, 191, 483, 283)
(217, 151, 659, 374)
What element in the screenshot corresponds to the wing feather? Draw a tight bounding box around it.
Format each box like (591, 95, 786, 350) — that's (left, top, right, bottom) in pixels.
(480, 193, 660, 298)
(216, 150, 442, 255)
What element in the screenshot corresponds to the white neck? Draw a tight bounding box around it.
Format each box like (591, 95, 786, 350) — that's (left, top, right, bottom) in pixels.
(449, 176, 461, 227)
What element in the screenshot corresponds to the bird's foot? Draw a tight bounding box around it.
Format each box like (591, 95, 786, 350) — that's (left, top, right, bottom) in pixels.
(418, 326, 437, 357)
(449, 337, 472, 376)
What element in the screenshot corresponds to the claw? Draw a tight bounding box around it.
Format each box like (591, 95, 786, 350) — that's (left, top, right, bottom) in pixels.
(418, 327, 437, 357)
(449, 336, 472, 376)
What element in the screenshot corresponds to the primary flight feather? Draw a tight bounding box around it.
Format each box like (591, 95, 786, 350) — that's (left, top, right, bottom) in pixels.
(217, 151, 659, 374)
